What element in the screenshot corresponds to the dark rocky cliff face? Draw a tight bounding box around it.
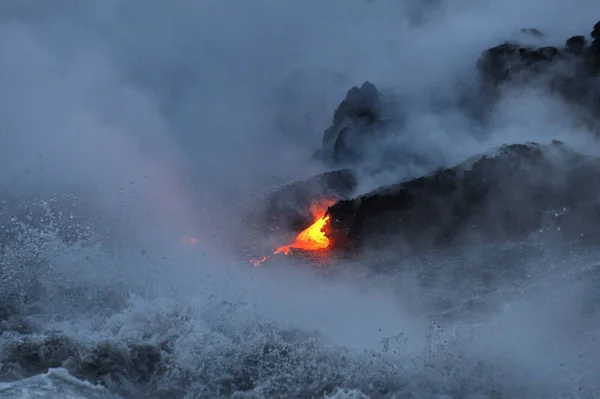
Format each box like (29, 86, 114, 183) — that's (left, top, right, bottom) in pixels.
(476, 22, 600, 124)
(324, 141, 600, 252)
(313, 20, 600, 173)
(315, 81, 388, 167)
(260, 20, 600, 253)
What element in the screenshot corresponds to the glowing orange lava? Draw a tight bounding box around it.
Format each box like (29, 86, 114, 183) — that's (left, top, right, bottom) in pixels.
(249, 198, 335, 266)
(274, 215, 331, 255)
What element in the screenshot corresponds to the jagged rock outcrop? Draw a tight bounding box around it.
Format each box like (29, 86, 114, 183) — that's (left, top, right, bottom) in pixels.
(476, 42, 564, 87)
(308, 21, 600, 178)
(314, 81, 393, 167)
(324, 141, 600, 252)
(261, 20, 600, 240)
(477, 20, 600, 120)
(478, 21, 600, 84)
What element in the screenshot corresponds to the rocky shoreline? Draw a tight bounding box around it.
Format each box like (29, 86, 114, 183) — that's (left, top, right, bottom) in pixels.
(263, 19, 600, 254)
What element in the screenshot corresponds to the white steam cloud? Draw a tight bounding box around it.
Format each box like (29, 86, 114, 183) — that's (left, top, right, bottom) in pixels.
(2, 0, 600, 397)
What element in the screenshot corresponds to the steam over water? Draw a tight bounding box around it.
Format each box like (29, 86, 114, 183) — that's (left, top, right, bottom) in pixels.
(2, 1, 600, 398)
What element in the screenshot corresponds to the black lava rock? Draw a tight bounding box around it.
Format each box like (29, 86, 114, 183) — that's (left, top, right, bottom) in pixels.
(325, 141, 600, 252)
(262, 169, 357, 232)
(317, 82, 390, 166)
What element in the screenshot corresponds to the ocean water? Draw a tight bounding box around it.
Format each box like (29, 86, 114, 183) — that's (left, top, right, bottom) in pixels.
(0, 369, 118, 399)
(1, 198, 600, 398)
(2, 1, 600, 398)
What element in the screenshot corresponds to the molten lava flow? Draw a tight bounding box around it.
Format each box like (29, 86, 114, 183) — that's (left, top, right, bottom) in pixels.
(274, 215, 330, 255)
(249, 198, 335, 266)
(273, 198, 335, 256)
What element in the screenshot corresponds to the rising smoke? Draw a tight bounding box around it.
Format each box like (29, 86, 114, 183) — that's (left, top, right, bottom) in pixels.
(1, 1, 600, 398)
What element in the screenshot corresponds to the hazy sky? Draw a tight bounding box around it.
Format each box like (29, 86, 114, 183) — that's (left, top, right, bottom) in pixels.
(1, 0, 600, 238)
(2, 4, 600, 395)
